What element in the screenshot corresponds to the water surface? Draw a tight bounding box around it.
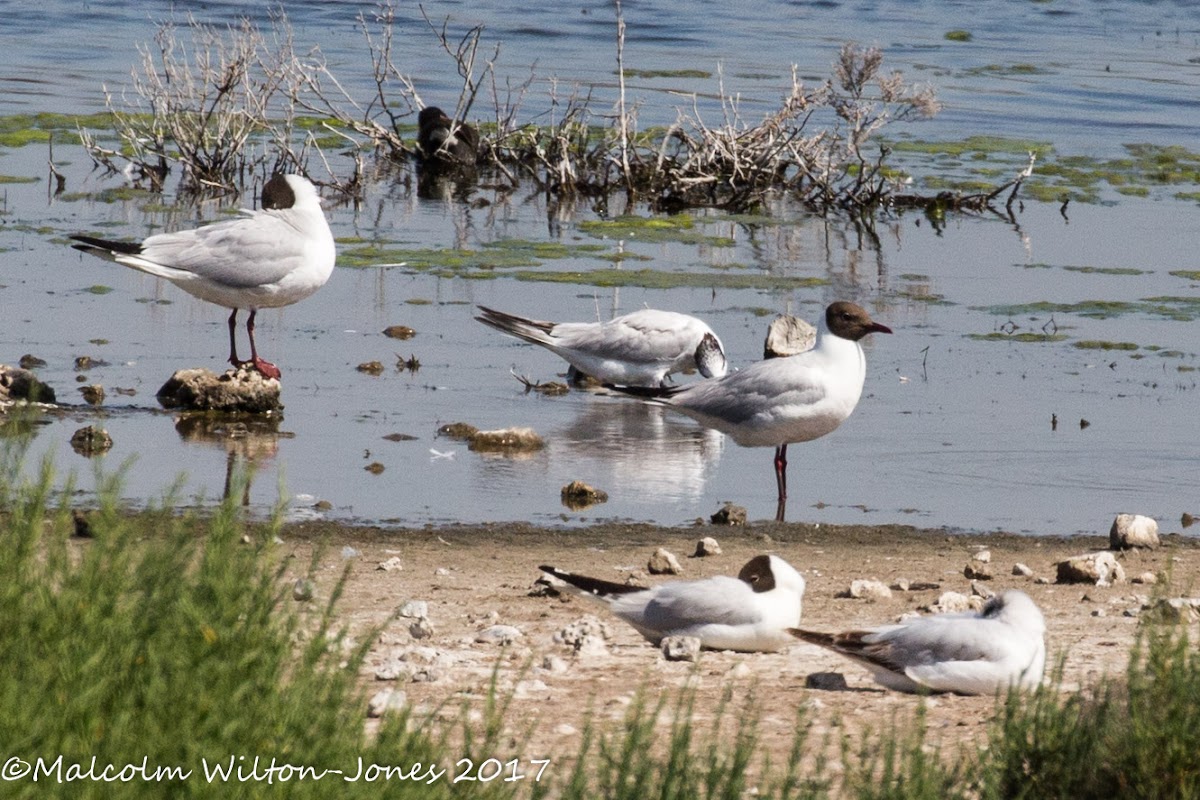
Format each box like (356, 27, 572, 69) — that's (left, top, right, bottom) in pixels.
(1, 1, 1198, 534)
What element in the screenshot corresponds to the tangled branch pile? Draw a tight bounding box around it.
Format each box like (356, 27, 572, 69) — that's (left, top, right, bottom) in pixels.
(78, 5, 1029, 215)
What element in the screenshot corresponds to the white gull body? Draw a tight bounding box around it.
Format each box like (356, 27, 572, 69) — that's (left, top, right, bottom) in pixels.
(613, 301, 891, 514)
(540, 554, 805, 652)
(476, 305, 726, 387)
(69, 173, 336, 378)
(791, 589, 1047, 694)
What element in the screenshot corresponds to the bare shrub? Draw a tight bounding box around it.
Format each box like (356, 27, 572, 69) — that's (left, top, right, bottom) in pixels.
(79, 12, 318, 197)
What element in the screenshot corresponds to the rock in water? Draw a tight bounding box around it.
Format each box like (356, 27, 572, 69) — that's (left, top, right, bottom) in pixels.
(763, 314, 817, 359)
(157, 367, 283, 413)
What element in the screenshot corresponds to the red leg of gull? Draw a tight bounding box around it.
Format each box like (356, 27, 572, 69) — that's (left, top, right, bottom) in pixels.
(773, 443, 788, 522)
(774, 444, 788, 500)
(245, 309, 282, 380)
(227, 309, 242, 368)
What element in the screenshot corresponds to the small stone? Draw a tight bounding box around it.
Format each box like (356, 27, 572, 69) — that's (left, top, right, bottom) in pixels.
(727, 662, 753, 679)
(356, 361, 385, 375)
(930, 591, 972, 613)
(561, 480, 608, 510)
(398, 600, 428, 619)
(648, 548, 683, 575)
(79, 384, 105, 405)
(364, 462, 385, 475)
(555, 616, 611, 657)
(1092, 608, 1107, 618)
(374, 661, 411, 682)
(541, 655, 570, 674)
(891, 579, 911, 592)
(383, 325, 416, 340)
(805, 672, 849, 691)
(408, 617, 435, 640)
(554, 723, 578, 736)
(964, 563, 992, 580)
(1110, 514, 1159, 550)
(710, 502, 747, 526)
(18, 354, 46, 369)
(367, 688, 408, 717)
(475, 625, 522, 645)
(845, 579, 891, 601)
(1132, 571, 1158, 585)
(437, 422, 478, 440)
(70, 425, 113, 457)
(341, 546, 361, 559)
(292, 578, 315, 602)
(467, 427, 544, 453)
(970, 581, 994, 599)
(661, 635, 702, 662)
(1013, 563, 1034, 577)
(377, 556, 404, 572)
(972, 549, 992, 564)
(693, 537, 722, 557)
(1056, 552, 1127, 586)
(515, 679, 549, 697)
(763, 314, 816, 358)
(1142, 597, 1200, 623)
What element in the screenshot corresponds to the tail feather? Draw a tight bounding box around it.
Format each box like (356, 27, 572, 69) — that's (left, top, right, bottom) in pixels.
(69, 234, 143, 257)
(475, 305, 557, 346)
(539, 565, 647, 598)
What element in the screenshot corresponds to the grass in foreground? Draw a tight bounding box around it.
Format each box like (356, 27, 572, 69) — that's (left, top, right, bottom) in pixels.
(0, 442, 1198, 798)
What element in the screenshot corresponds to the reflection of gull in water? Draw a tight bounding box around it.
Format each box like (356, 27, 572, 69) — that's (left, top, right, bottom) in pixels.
(173, 414, 291, 504)
(556, 397, 724, 502)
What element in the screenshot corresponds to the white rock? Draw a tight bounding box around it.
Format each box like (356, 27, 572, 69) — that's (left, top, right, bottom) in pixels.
(847, 579, 892, 601)
(1132, 571, 1158, 585)
(694, 537, 722, 557)
(515, 679, 549, 697)
(972, 549, 992, 564)
(399, 600, 429, 619)
(367, 688, 407, 717)
(648, 547, 683, 575)
(377, 556, 404, 572)
(1056, 551, 1127, 586)
(408, 617, 435, 639)
(1141, 597, 1200, 623)
(727, 662, 753, 680)
(1110, 514, 1159, 550)
(292, 578, 315, 602)
(374, 661, 411, 682)
(541, 654, 570, 674)
(475, 625, 522, 645)
(661, 635, 702, 662)
(929, 591, 972, 613)
(341, 546, 361, 559)
(1013, 563, 1034, 577)
(554, 723, 579, 736)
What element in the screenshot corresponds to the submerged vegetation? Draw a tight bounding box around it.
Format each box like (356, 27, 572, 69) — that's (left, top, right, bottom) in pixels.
(2, 446, 1200, 798)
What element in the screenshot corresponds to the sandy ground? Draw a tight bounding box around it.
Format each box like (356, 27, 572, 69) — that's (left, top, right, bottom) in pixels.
(279, 517, 1199, 783)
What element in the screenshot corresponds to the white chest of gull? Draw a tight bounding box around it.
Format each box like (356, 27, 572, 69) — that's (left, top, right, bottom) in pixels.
(476, 305, 727, 387)
(540, 554, 805, 652)
(791, 589, 1047, 695)
(609, 301, 890, 518)
(69, 173, 336, 380)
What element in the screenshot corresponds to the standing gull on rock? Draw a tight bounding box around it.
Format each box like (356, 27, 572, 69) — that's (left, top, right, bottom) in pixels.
(609, 301, 890, 519)
(539, 554, 805, 652)
(68, 174, 335, 380)
(476, 305, 727, 387)
(790, 589, 1047, 694)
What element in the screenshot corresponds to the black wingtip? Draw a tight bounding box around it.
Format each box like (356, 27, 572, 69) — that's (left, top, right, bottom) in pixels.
(68, 234, 142, 255)
(603, 383, 681, 399)
(538, 565, 648, 596)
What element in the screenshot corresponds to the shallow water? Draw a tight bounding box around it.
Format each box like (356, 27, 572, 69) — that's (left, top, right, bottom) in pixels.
(1, 1, 1198, 534)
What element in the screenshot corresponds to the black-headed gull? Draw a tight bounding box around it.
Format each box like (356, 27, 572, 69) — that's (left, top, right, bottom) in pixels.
(610, 301, 890, 518)
(69, 174, 335, 380)
(476, 305, 727, 387)
(417, 106, 479, 165)
(790, 589, 1047, 694)
(539, 554, 805, 652)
